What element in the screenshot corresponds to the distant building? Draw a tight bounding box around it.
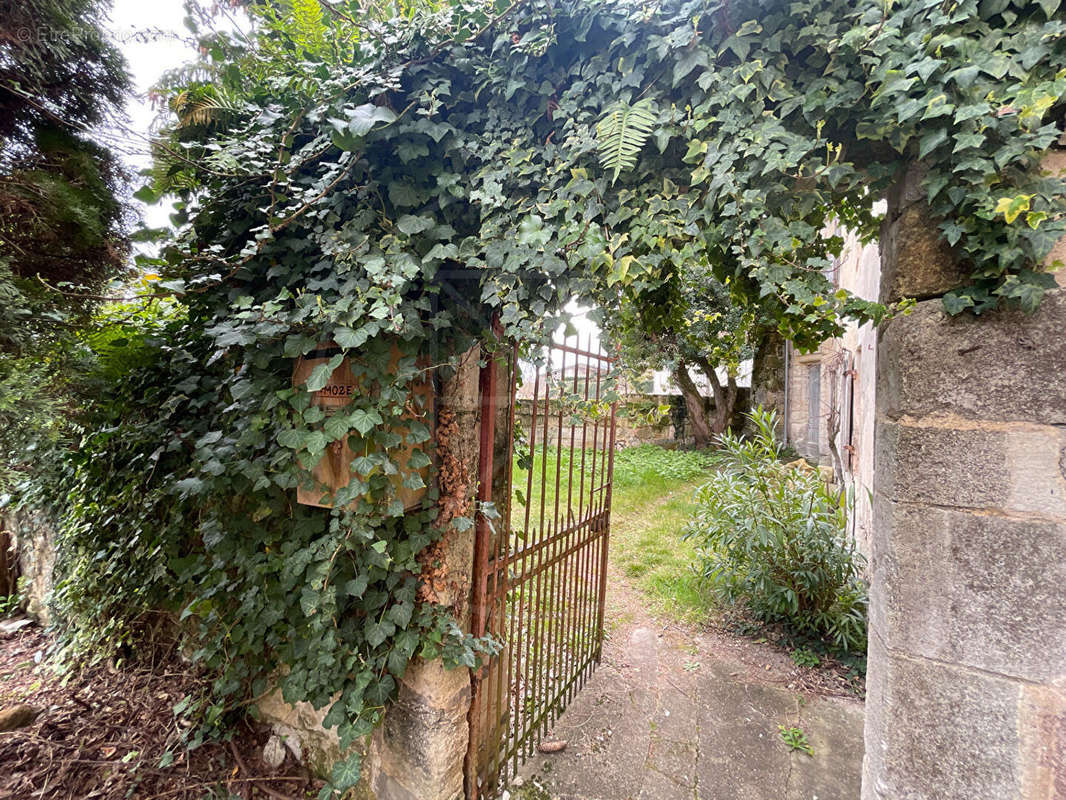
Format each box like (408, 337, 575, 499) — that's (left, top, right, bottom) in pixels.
(774, 220, 881, 558)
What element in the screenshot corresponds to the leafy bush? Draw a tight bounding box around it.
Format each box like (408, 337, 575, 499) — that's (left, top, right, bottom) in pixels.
(613, 444, 716, 487)
(683, 408, 867, 653)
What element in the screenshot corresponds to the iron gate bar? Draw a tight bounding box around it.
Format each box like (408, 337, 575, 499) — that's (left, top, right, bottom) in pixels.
(466, 333, 617, 799)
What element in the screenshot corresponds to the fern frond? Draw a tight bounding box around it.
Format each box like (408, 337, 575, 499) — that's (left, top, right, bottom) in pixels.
(288, 0, 328, 54)
(169, 86, 244, 129)
(595, 98, 657, 184)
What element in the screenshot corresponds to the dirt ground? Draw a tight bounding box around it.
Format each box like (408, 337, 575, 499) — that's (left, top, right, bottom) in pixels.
(0, 622, 322, 800)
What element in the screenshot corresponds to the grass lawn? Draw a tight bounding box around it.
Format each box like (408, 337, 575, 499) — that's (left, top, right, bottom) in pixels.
(512, 444, 718, 626)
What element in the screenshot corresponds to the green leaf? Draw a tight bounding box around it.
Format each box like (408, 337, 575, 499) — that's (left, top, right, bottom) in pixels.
(386, 600, 413, 629)
(133, 184, 159, 204)
(407, 450, 431, 469)
(595, 98, 657, 183)
(942, 291, 975, 315)
(388, 183, 420, 207)
(306, 354, 344, 392)
(396, 215, 433, 235)
(344, 575, 369, 598)
(917, 128, 948, 159)
(994, 194, 1032, 224)
(331, 753, 363, 791)
(324, 415, 350, 441)
(346, 103, 397, 136)
(1038, 0, 1061, 18)
(365, 621, 388, 648)
(323, 699, 347, 729)
(334, 327, 369, 349)
(277, 428, 305, 449)
(351, 409, 383, 436)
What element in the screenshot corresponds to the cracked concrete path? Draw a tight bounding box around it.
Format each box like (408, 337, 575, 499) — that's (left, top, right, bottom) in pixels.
(506, 622, 864, 800)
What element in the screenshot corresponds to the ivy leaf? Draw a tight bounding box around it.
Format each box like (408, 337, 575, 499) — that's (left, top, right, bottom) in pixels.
(330, 753, 363, 791)
(917, 128, 948, 159)
(517, 214, 551, 248)
(334, 327, 369, 349)
(346, 103, 397, 136)
(386, 600, 413, 629)
(396, 215, 434, 235)
(942, 291, 975, 315)
(388, 183, 420, 207)
(174, 477, 205, 497)
(324, 415, 350, 441)
(351, 409, 383, 436)
(305, 354, 344, 392)
(1026, 211, 1047, 229)
(344, 575, 369, 599)
(994, 194, 1032, 224)
(1003, 274, 1050, 312)
(365, 622, 389, 648)
(323, 699, 347, 729)
(277, 428, 305, 449)
(1038, 0, 1062, 17)
(305, 431, 328, 457)
(407, 449, 431, 469)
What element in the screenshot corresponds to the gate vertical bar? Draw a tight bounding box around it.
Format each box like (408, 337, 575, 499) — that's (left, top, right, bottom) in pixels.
(467, 334, 616, 799)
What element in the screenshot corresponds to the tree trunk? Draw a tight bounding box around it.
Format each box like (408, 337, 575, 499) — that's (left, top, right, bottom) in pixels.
(692, 355, 739, 435)
(672, 363, 714, 447)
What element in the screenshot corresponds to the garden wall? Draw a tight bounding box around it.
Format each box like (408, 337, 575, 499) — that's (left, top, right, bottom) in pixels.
(1, 509, 56, 625)
(255, 345, 489, 800)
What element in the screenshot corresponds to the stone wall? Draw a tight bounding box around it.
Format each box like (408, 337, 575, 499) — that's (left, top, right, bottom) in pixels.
(863, 158, 1066, 799)
(750, 331, 786, 425)
(2, 508, 56, 625)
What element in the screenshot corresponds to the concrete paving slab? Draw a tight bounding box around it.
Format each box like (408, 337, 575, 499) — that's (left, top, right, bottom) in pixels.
(508, 621, 864, 800)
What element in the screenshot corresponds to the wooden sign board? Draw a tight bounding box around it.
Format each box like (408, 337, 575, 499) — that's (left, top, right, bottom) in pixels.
(293, 343, 433, 511)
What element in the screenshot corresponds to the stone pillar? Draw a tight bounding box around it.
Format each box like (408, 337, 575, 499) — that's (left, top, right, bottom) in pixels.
(863, 161, 1066, 799)
(261, 347, 483, 799)
(368, 345, 481, 800)
(368, 659, 471, 800)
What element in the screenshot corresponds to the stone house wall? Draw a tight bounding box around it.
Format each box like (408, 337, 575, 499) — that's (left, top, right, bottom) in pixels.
(782, 223, 881, 559)
(862, 156, 1066, 800)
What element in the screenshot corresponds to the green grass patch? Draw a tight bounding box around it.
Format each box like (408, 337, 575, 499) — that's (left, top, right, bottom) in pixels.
(610, 478, 713, 625)
(512, 444, 717, 625)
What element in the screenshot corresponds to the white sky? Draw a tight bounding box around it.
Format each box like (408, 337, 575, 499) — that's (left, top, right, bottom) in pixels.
(108, 0, 191, 230)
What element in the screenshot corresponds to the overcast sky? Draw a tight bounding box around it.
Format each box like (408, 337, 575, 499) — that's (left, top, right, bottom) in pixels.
(107, 0, 204, 233)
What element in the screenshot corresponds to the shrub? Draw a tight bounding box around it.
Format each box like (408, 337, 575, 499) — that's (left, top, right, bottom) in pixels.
(683, 408, 868, 653)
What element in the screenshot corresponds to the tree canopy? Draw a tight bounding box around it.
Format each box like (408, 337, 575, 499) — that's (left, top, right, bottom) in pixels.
(0, 0, 131, 353)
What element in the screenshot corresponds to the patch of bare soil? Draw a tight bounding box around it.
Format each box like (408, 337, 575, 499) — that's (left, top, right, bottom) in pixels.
(0, 622, 322, 800)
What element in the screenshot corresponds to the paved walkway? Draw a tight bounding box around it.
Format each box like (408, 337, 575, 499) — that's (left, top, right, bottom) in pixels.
(506, 623, 865, 800)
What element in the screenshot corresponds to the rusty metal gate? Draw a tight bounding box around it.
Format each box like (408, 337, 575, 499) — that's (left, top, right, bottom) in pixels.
(466, 334, 617, 799)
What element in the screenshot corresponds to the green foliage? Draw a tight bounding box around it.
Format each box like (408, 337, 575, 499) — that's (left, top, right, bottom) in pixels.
(595, 99, 658, 184)
(0, 0, 131, 352)
(16, 0, 1066, 790)
(778, 725, 814, 756)
(683, 409, 868, 653)
(790, 647, 821, 668)
(613, 445, 716, 487)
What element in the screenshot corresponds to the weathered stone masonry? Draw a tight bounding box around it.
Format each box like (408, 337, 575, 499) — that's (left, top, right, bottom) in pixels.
(864, 158, 1066, 799)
